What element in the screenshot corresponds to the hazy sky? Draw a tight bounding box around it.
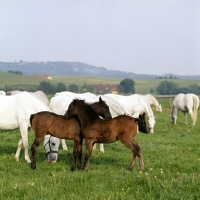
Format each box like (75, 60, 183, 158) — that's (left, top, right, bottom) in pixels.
(0, 0, 200, 75)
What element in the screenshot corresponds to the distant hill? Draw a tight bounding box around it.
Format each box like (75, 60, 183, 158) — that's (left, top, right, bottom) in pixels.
(0, 61, 199, 80)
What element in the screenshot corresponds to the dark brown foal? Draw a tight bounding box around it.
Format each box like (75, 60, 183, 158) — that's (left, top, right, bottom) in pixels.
(64, 99, 149, 171)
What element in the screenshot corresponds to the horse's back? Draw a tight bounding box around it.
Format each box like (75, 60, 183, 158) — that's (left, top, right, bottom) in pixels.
(185, 93, 199, 109)
(49, 95, 74, 114)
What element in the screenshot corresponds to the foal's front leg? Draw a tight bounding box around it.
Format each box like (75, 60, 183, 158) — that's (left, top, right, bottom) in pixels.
(31, 137, 43, 169)
(83, 140, 94, 171)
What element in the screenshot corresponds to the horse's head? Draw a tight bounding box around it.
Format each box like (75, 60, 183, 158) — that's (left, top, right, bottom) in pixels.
(64, 99, 84, 119)
(156, 104, 162, 113)
(43, 135, 60, 163)
(148, 116, 156, 133)
(92, 97, 112, 119)
(170, 106, 176, 124)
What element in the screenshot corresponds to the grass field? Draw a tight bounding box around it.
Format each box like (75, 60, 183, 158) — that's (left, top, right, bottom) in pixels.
(0, 99, 200, 199)
(1, 71, 200, 94)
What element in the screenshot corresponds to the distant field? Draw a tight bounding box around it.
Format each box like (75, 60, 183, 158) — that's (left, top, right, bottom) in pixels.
(1, 72, 200, 94)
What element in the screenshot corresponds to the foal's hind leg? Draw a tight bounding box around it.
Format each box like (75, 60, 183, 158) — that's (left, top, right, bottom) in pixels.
(120, 137, 144, 171)
(83, 140, 94, 171)
(71, 136, 83, 171)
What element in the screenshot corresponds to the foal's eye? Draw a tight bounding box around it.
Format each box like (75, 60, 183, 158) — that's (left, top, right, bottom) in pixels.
(52, 143, 55, 146)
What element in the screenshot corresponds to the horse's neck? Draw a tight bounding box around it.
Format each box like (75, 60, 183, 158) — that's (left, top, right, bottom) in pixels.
(143, 100, 154, 117)
(147, 95, 159, 107)
(77, 104, 99, 125)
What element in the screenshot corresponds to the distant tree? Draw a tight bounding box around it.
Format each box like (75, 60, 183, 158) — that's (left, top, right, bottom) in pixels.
(156, 80, 178, 95)
(68, 84, 79, 92)
(188, 84, 200, 95)
(8, 70, 23, 75)
(56, 82, 67, 92)
(80, 84, 94, 93)
(119, 78, 135, 94)
(38, 81, 56, 93)
(150, 88, 155, 93)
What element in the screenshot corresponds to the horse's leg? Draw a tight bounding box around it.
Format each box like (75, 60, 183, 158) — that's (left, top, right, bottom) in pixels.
(188, 109, 194, 125)
(184, 113, 188, 124)
(119, 137, 144, 171)
(31, 136, 43, 169)
(71, 136, 82, 171)
(93, 143, 104, 152)
(83, 140, 94, 171)
(15, 137, 23, 162)
(60, 139, 68, 150)
(93, 143, 97, 150)
(77, 137, 83, 169)
(100, 143, 104, 153)
(16, 125, 31, 163)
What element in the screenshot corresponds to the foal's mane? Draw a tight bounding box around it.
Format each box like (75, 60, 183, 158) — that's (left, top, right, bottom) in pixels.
(75, 99, 100, 118)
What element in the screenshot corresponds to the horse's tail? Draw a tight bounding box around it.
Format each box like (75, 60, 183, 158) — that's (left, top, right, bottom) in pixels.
(30, 113, 36, 126)
(192, 95, 199, 125)
(135, 117, 149, 134)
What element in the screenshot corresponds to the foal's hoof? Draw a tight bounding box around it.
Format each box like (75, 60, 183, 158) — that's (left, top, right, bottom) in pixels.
(31, 163, 36, 170)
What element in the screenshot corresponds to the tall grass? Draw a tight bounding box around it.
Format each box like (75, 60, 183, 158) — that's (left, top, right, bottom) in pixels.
(0, 99, 200, 199)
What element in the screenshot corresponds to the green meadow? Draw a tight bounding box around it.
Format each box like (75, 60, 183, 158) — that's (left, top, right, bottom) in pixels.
(1, 71, 200, 94)
(0, 98, 200, 199)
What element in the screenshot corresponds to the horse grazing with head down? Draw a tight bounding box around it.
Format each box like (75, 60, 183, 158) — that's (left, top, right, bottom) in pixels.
(105, 93, 156, 133)
(30, 97, 112, 170)
(170, 93, 199, 126)
(64, 99, 149, 171)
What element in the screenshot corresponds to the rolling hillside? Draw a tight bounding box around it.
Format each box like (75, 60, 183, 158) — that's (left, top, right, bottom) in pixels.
(1, 61, 200, 80)
(1, 71, 200, 94)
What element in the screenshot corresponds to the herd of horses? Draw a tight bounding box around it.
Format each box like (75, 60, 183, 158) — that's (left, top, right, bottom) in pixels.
(0, 90, 199, 171)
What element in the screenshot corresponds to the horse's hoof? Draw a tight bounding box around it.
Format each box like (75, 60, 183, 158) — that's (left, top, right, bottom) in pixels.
(26, 159, 31, 163)
(15, 157, 19, 162)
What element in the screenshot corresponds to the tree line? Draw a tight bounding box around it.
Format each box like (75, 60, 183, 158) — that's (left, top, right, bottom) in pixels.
(156, 80, 200, 95)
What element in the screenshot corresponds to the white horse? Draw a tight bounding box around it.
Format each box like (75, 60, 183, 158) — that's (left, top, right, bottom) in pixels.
(170, 93, 199, 125)
(105, 93, 156, 133)
(139, 94, 162, 113)
(43, 135, 60, 163)
(7, 90, 50, 106)
(0, 92, 50, 162)
(55, 91, 96, 99)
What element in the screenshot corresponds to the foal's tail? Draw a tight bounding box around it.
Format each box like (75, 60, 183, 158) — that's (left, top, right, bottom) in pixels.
(30, 113, 36, 126)
(135, 117, 149, 134)
(192, 95, 199, 125)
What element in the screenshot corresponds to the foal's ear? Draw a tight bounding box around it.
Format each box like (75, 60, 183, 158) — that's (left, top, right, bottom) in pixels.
(99, 96, 102, 102)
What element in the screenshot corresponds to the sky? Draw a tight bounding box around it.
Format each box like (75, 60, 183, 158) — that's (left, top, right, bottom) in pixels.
(0, 0, 200, 76)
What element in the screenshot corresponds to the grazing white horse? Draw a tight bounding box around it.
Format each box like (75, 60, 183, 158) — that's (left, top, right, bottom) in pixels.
(7, 90, 50, 106)
(0, 92, 50, 162)
(139, 94, 162, 113)
(105, 93, 156, 133)
(170, 93, 199, 125)
(0, 91, 6, 95)
(43, 135, 60, 163)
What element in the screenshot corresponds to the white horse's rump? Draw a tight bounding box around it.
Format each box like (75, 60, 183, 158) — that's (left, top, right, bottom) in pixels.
(0, 92, 50, 162)
(140, 94, 162, 113)
(170, 93, 199, 125)
(105, 93, 156, 133)
(7, 90, 50, 106)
